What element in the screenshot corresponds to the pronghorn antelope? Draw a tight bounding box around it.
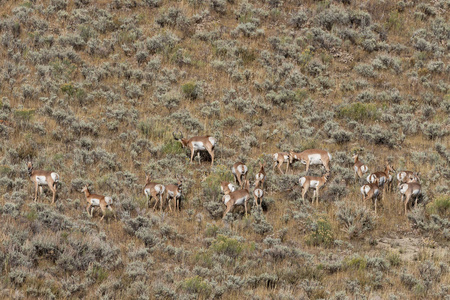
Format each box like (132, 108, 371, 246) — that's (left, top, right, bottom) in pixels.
(222, 180, 250, 218)
(299, 173, 329, 206)
(360, 178, 380, 214)
(220, 181, 236, 195)
(397, 171, 420, 186)
(81, 185, 115, 221)
(289, 149, 332, 174)
(232, 162, 248, 188)
(254, 162, 266, 189)
(367, 163, 395, 192)
(173, 131, 216, 166)
(272, 152, 290, 174)
(143, 174, 165, 211)
(253, 180, 264, 207)
(352, 154, 369, 182)
(27, 161, 60, 204)
(399, 181, 421, 215)
(165, 176, 183, 212)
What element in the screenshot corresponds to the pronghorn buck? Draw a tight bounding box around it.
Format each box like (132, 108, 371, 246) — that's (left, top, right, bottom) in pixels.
(367, 163, 395, 194)
(27, 161, 60, 204)
(173, 131, 216, 166)
(222, 180, 251, 218)
(399, 180, 421, 215)
(397, 171, 420, 186)
(253, 180, 264, 207)
(220, 181, 236, 195)
(232, 162, 248, 188)
(143, 174, 165, 211)
(81, 185, 115, 221)
(299, 173, 329, 206)
(352, 154, 369, 182)
(289, 149, 332, 173)
(165, 175, 183, 212)
(360, 178, 380, 214)
(272, 152, 290, 174)
(254, 162, 266, 189)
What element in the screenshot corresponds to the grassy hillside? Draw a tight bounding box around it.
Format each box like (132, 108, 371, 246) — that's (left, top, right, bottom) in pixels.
(0, 0, 449, 298)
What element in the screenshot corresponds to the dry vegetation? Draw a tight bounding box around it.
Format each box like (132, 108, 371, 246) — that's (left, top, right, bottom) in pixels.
(0, 0, 449, 299)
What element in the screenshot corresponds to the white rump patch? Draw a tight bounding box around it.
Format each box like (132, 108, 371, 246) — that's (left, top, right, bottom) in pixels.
(399, 184, 408, 194)
(254, 189, 264, 198)
(283, 154, 289, 161)
(90, 198, 100, 206)
(397, 172, 405, 181)
(35, 176, 48, 185)
(256, 173, 264, 181)
(237, 165, 247, 174)
(308, 154, 323, 165)
(361, 165, 368, 173)
(192, 141, 206, 151)
(228, 183, 236, 192)
(361, 185, 370, 196)
(51, 172, 59, 182)
(208, 137, 216, 146)
(155, 184, 165, 194)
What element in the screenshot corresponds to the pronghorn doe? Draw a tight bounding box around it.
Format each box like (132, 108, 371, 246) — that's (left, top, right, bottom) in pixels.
(272, 152, 290, 174)
(289, 149, 332, 174)
(165, 176, 183, 212)
(299, 173, 329, 206)
(360, 178, 380, 213)
(27, 161, 60, 204)
(397, 171, 420, 187)
(352, 154, 368, 182)
(220, 181, 236, 195)
(253, 180, 264, 208)
(367, 162, 395, 197)
(81, 185, 116, 221)
(232, 162, 248, 188)
(143, 174, 165, 211)
(222, 180, 250, 218)
(399, 176, 421, 215)
(173, 131, 216, 166)
(255, 162, 266, 189)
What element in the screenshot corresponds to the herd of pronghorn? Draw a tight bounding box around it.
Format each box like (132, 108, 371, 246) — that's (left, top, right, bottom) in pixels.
(25, 133, 422, 221)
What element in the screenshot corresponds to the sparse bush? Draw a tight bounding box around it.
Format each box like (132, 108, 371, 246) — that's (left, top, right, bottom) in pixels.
(306, 216, 334, 247)
(336, 202, 376, 239)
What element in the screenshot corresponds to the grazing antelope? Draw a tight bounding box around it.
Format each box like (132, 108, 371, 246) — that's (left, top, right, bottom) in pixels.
(81, 185, 115, 221)
(289, 149, 332, 174)
(27, 161, 59, 204)
(299, 173, 329, 206)
(220, 181, 236, 195)
(254, 162, 266, 189)
(360, 178, 380, 214)
(253, 180, 264, 207)
(232, 162, 248, 188)
(173, 131, 216, 166)
(272, 152, 290, 174)
(397, 171, 420, 187)
(367, 163, 395, 195)
(399, 181, 421, 215)
(165, 176, 183, 212)
(143, 174, 165, 211)
(222, 180, 250, 218)
(352, 154, 369, 182)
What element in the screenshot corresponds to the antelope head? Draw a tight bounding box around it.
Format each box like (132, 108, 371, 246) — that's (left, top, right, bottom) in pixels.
(172, 131, 187, 147)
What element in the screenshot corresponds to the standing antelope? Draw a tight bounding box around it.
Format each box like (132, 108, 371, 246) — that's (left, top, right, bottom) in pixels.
(255, 162, 266, 189)
(289, 149, 332, 174)
(299, 173, 329, 206)
(173, 131, 216, 166)
(399, 179, 421, 215)
(352, 154, 369, 182)
(253, 180, 264, 207)
(360, 178, 380, 214)
(222, 180, 250, 218)
(220, 181, 236, 195)
(397, 171, 420, 187)
(81, 185, 115, 221)
(272, 152, 290, 174)
(143, 174, 165, 211)
(367, 163, 395, 196)
(27, 161, 59, 204)
(165, 176, 183, 212)
(232, 162, 248, 188)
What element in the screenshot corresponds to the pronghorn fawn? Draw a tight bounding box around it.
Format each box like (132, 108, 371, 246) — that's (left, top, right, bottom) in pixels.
(81, 185, 116, 221)
(289, 149, 332, 174)
(220, 181, 236, 195)
(173, 131, 216, 166)
(367, 162, 395, 197)
(27, 161, 60, 204)
(360, 178, 381, 214)
(143, 174, 165, 211)
(222, 180, 251, 218)
(272, 152, 290, 174)
(165, 175, 183, 212)
(352, 154, 369, 182)
(399, 175, 421, 215)
(254, 162, 266, 189)
(299, 172, 329, 206)
(253, 180, 264, 208)
(232, 162, 248, 188)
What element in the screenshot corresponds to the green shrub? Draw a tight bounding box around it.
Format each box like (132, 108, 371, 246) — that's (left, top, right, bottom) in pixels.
(210, 235, 243, 257)
(161, 139, 184, 155)
(337, 102, 379, 122)
(182, 82, 201, 100)
(14, 109, 35, 121)
(180, 276, 212, 298)
(427, 195, 450, 217)
(306, 216, 334, 247)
